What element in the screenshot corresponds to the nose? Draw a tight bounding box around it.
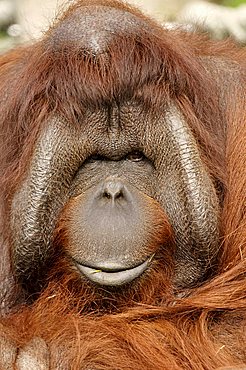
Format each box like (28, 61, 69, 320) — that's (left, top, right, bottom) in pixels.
(102, 180, 125, 201)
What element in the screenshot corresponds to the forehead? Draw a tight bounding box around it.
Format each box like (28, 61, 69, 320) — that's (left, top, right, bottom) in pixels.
(76, 101, 166, 159)
(79, 101, 148, 149)
(49, 5, 152, 54)
(41, 3, 174, 120)
(43, 101, 164, 161)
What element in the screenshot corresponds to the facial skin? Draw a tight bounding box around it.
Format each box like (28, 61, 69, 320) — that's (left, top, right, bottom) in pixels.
(2, 2, 246, 369)
(11, 101, 219, 293)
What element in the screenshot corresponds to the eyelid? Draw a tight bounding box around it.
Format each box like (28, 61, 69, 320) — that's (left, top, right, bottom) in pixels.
(90, 154, 105, 161)
(126, 151, 145, 162)
(88, 151, 145, 162)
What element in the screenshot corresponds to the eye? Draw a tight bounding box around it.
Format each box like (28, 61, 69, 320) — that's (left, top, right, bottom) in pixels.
(126, 151, 145, 162)
(89, 154, 105, 161)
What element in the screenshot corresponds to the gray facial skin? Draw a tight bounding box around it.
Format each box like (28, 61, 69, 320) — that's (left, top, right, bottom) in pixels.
(11, 102, 219, 290)
(8, 3, 219, 293)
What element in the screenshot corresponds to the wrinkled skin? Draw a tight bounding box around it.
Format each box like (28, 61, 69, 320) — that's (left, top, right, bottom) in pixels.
(11, 106, 219, 292)
(0, 0, 245, 369)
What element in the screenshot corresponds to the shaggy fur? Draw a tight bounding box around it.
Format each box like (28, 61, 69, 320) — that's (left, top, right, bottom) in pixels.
(0, 1, 246, 369)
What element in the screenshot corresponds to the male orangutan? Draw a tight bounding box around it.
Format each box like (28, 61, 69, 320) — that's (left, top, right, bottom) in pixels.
(0, 0, 245, 369)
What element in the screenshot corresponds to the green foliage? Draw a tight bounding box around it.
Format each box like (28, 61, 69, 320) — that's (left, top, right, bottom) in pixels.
(0, 31, 7, 39)
(221, 0, 246, 7)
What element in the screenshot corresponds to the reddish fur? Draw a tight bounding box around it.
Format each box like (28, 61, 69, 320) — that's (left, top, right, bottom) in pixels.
(0, 1, 246, 369)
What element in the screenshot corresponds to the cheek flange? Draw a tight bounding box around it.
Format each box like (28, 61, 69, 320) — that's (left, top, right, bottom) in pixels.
(10, 117, 88, 287)
(158, 106, 220, 287)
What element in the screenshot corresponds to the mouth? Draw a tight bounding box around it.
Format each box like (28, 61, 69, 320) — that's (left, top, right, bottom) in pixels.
(76, 256, 153, 286)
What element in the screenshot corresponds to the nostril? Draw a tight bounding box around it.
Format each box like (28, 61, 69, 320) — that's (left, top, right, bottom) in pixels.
(102, 189, 123, 200)
(115, 190, 123, 200)
(103, 191, 112, 199)
(102, 181, 125, 201)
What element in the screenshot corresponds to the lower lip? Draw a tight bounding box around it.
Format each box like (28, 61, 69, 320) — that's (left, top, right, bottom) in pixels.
(76, 256, 153, 286)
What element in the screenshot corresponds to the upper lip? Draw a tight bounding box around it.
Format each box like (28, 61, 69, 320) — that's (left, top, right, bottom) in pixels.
(75, 256, 153, 286)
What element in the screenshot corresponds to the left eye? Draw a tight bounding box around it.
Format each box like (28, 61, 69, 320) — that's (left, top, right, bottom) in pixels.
(126, 151, 144, 162)
(89, 154, 105, 161)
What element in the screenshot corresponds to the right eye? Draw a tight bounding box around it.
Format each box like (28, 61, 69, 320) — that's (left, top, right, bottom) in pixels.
(126, 151, 145, 162)
(89, 154, 105, 161)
